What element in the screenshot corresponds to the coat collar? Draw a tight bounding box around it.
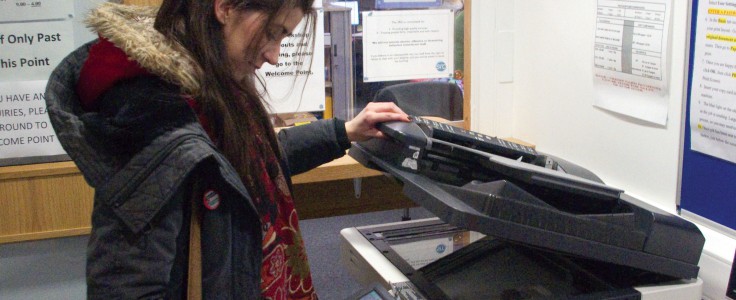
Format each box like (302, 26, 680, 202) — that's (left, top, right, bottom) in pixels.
(85, 2, 202, 96)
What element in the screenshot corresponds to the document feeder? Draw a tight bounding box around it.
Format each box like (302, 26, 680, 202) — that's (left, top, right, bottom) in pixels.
(348, 117, 705, 282)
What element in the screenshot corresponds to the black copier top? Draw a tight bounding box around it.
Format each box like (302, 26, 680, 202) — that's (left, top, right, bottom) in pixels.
(349, 116, 705, 281)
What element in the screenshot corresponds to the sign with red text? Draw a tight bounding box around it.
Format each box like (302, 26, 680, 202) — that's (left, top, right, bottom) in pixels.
(592, 0, 673, 125)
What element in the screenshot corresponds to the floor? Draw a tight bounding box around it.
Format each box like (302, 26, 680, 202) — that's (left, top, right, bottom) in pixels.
(0, 207, 434, 300)
(300, 207, 434, 300)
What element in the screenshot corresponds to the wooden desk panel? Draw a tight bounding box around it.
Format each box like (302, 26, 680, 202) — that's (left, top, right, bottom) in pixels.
(0, 156, 406, 244)
(0, 169, 94, 244)
(294, 176, 414, 219)
(291, 155, 382, 184)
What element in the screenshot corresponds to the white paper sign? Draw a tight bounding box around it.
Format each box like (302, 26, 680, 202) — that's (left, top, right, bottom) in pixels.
(0, 1, 74, 164)
(0, 21, 75, 82)
(257, 9, 326, 113)
(362, 9, 454, 82)
(689, 0, 736, 163)
(0, 80, 65, 158)
(592, 0, 672, 125)
(0, 0, 73, 22)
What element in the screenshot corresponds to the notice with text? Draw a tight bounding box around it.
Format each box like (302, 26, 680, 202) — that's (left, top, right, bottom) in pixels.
(689, 0, 736, 163)
(0, 0, 74, 165)
(362, 9, 454, 82)
(593, 0, 672, 125)
(257, 9, 325, 114)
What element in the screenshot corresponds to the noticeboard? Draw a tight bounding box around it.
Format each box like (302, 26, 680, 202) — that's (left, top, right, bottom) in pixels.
(680, 0, 736, 234)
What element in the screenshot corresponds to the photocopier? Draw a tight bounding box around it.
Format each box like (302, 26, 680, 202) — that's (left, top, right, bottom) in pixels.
(340, 116, 705, 300)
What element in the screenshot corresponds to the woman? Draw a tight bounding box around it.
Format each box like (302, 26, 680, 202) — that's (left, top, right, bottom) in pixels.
(45, 0, 408, 298)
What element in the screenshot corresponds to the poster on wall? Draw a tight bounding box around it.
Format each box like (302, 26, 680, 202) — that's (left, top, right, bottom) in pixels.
(0, 80, 65, 159)
(257, 9, 325, 114)
(361, 9, 454, 83)
(0, 0, 76, 166)
(688, 0, 736, 164)
(592, 0, 672, 125)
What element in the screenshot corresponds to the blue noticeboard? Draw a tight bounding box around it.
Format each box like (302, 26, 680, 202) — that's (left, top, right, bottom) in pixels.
(680, 0, 736, 233)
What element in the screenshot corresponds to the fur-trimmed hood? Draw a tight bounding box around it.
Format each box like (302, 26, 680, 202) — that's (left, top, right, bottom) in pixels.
(85, 2, 202, 96)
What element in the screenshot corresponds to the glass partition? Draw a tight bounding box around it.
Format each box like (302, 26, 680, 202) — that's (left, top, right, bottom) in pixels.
(327, 0, 466, 123)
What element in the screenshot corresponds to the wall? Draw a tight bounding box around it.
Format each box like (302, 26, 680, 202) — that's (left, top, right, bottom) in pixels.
(510, 0, 685, 211)
(470, 1, 735, 299)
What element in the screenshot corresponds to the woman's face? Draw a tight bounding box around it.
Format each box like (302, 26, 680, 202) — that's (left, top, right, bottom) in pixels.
(216, 2, 305, 81)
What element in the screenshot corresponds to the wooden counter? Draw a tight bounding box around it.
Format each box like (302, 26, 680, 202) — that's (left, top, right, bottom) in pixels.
(292, 153, 381, 184)
(1, 161, 93, 244)
(0, 155, 413, 244)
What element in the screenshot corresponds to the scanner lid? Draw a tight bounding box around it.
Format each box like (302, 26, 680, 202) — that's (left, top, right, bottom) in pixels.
(349, 138, 704, 280)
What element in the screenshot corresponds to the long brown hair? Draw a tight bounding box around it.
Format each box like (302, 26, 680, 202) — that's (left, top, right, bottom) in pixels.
(153, 0, 316, 184)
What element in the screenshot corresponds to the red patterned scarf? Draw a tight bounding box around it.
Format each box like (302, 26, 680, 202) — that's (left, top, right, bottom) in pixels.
(249, 134, 317, 300)
(188, 100, 317, 300)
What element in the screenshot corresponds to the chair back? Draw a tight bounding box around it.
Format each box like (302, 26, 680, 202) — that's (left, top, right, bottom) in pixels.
(373, 81, 463, 121)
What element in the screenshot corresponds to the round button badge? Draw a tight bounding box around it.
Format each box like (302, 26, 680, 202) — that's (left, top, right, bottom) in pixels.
(203, 189, 221, 210)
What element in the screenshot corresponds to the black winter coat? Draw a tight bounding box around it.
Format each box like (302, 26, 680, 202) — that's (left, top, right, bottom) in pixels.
(45, 42, 351, 299)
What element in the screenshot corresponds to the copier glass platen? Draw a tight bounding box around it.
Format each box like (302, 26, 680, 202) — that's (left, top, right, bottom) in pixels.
(344, 116, 706, 300)
(340, 219, 703, 300)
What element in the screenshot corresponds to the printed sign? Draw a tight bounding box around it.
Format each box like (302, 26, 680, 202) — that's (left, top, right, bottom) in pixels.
(257, 9, 326, 113)
(0, 0, 75, 165)
(362, 9, 454, 82)
(0, 80, 65, 159)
